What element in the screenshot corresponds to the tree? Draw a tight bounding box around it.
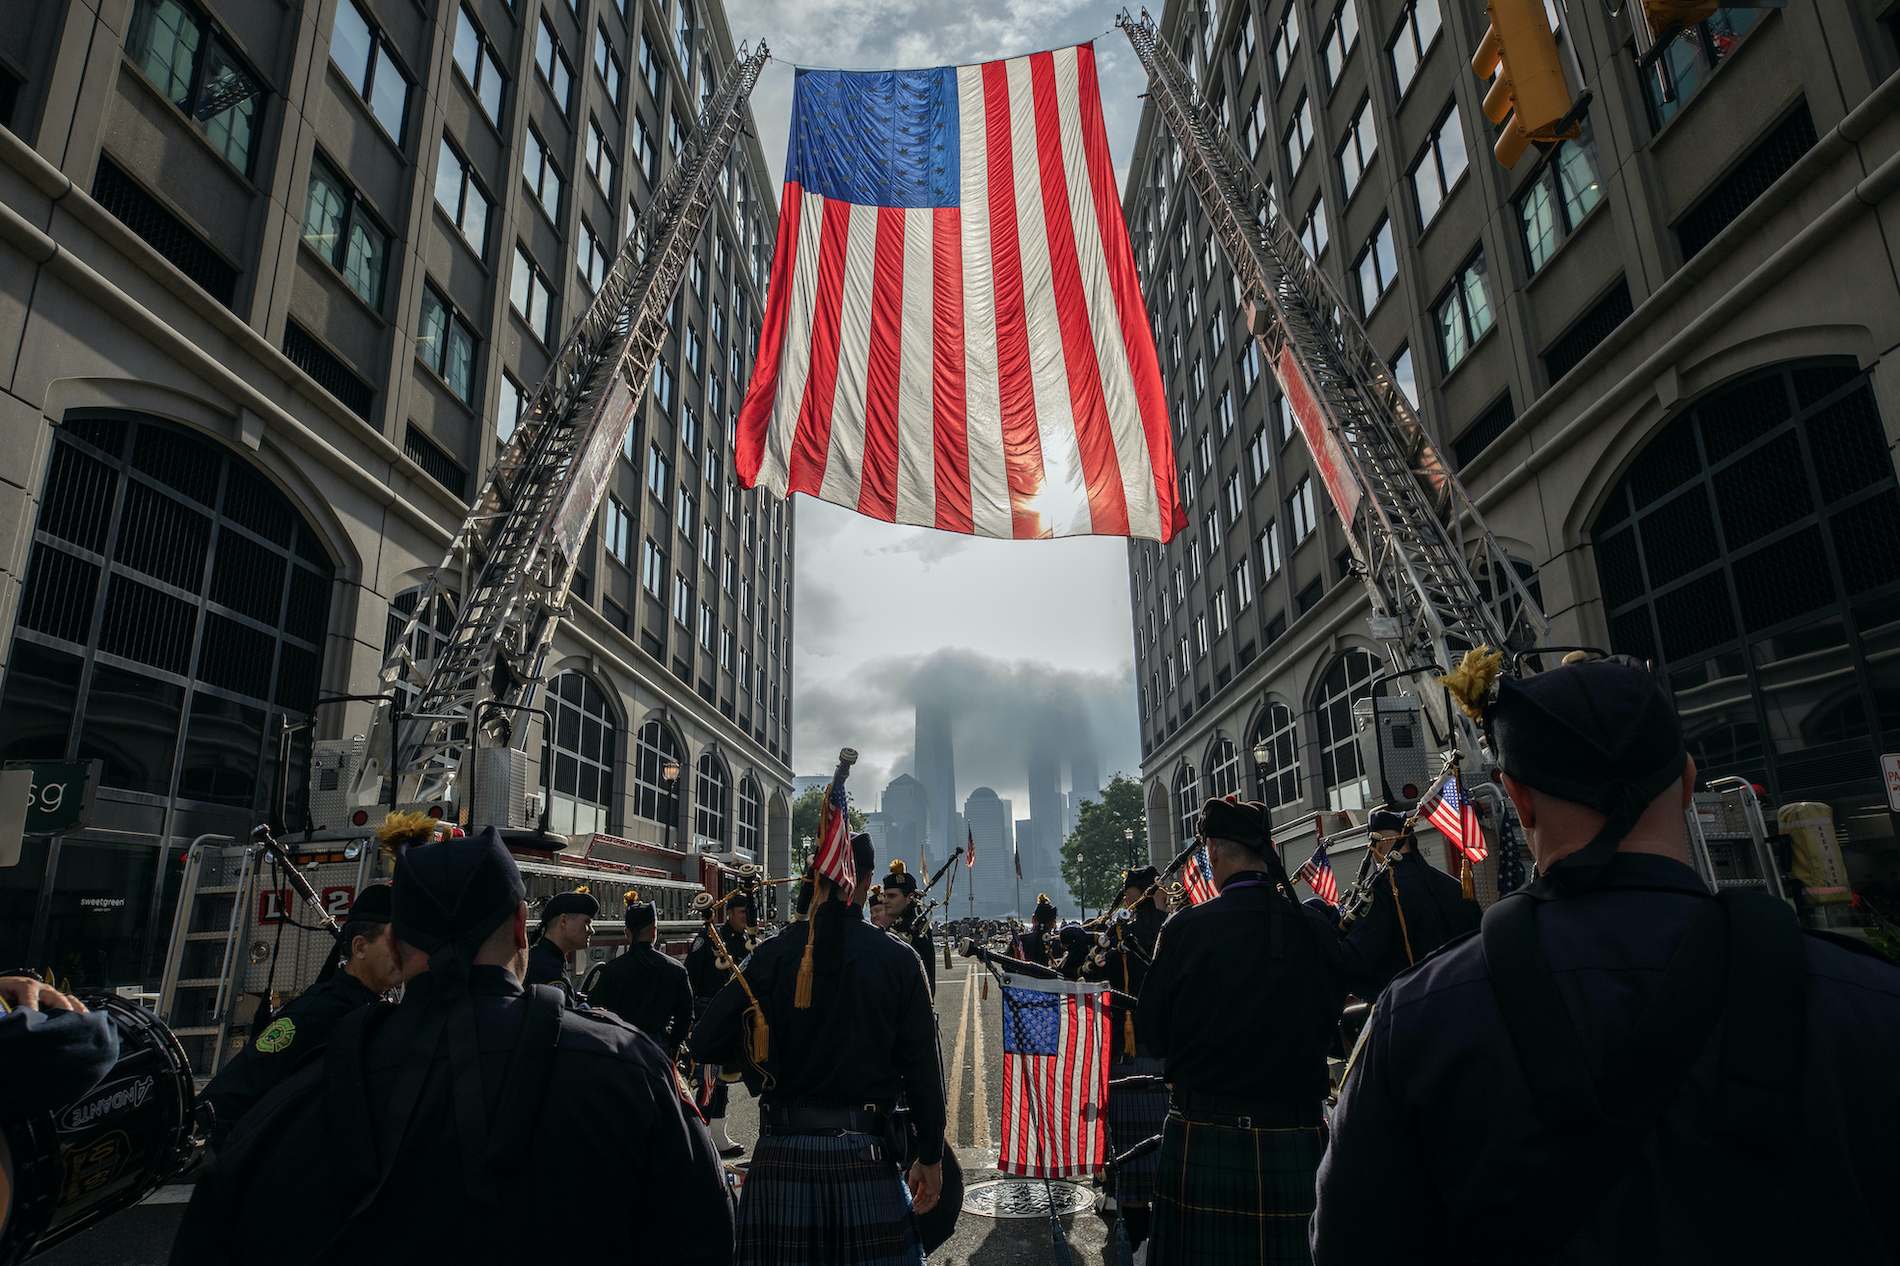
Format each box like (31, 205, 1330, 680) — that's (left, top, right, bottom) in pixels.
(790, 784, 868, 863)
(1060, 774, 1149, 916)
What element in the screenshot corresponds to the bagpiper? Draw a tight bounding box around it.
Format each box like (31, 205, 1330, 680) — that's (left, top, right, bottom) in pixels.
(585, 891, 694, 1059)
(1084, 865, 1168, 1250)
(881, 860, 936, 995)
(1332, 806, 1478, 1001)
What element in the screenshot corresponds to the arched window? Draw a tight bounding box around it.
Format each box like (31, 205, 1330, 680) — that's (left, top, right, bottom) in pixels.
(1315, 649, 1384, 811)
(1591, 360, 1900, 806)
(1207, 738, 1242, 799)
(1173, 763, 1200, 851)
(543, 672, 615, 836)
(736, 775, 762, 856)
(694, 752, 728, 845)
(384, 584, 456, 694)
(633, 720, 682, 826)
(1253, 702, 1301, 809)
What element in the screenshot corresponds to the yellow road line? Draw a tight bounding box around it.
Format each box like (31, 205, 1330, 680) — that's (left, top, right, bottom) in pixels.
(972, 962, 990, 1150)
(945, 961, 973, 1145)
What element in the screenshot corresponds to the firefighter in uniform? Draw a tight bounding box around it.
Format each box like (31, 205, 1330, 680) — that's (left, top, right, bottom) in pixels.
(692, 832, 944, 1265)
(202, 882, 401, 1138)
(1333, 807, 1479, 1001)
(1086, 865, 1168, 1249)
(881, 860, 936, 995)
(524, 887, 596, 996)
(585, 891, 694, 1059)
(686, 888, 753, 1156)
(1010, 894, 1059, 966)
(1137, 796, 1347, 1264)
(171, 826, 733, 1265)
(1312, 652, 1900, 1264)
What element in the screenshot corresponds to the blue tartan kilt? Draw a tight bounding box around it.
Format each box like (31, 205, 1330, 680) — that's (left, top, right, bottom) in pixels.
(1105, 1054, 1168, 1205)
(735, 1132, 926, 1266)
(1148, 1113, 1326, 1266)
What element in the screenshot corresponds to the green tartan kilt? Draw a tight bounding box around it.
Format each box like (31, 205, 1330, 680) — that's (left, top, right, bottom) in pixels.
(1147, 1112, 1327, 1265)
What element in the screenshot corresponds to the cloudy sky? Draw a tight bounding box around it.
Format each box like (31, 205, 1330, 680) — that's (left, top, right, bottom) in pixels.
(722, 0, 1153, 815)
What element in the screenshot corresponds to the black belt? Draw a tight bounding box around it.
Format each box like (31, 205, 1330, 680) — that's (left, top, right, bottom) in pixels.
(1169, 1090, 1324, 1130)
(759, 1101, 895, 1137)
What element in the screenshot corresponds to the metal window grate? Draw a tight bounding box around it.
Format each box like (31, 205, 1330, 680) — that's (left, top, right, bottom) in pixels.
(62, 416, 128, 455)
(222, 463, 294, 545)
(403, 424, 468, 499)
(38, 443, 119, 553)
(1543, 279, 1633, 385)
(1677, 104, 1817, 260)
(99, 572, 196, 675)
(197, 611, 275, 699)
(1831, 489, 1900, 595)
(283, 321, 375, 420)
(209, 530, 287, 624)
(1452, 392, 1515, 469)
(18, 544, 100, 644)
(90, 158, 238, 307)
(116, 479, 211, 591)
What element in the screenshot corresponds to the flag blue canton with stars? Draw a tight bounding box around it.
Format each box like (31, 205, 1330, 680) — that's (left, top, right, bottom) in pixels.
(1000, 987, 1060, 1055)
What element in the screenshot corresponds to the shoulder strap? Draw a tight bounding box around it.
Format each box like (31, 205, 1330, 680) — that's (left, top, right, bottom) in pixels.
(483, 984, 564, 1173)
(1716, 890, 1805, 1155)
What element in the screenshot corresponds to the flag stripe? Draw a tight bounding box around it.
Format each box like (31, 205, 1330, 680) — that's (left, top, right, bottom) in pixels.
(856, 207, 907, 522)
(786, 200, 854, 495)
(818, 204, 880, 508)
(754, 188, 826, 495)
(956, 65, 1012, 539)
(983, 58, 1048, 540)
(739, 186, 806, 492)
(930, 207, 973, 532)
(893, 208, 936, 526)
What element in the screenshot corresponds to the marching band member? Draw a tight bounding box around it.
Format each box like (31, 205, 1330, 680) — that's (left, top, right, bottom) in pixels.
(525, 886, 597, 995)
(1010, 894, 1059, 966)
(585, 892, 694, 1059)
(1086, 866, 1168, 1249)
(1333, 807, 1478, 1002)
(686, 889, 754, 1157)
(881, 861, 936, 996)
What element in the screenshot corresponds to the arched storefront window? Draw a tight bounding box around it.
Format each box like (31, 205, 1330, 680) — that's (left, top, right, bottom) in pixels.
(1315, 649, 1384, 811)
(1173, 763, 1200, 851)
(736, 775, 762, 856)
(543, 672, 615, 836)
(633, 720, 682, 828)
(1253, 702, 1301, 809)
(1206, 738, 1242, 799)
(1592, 360, 1900, 814)
(694, 752, 728, 845)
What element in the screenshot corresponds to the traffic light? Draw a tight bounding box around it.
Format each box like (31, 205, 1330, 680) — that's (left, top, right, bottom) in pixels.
(1471, 0, 1581, 168)
(1641, 1, 1720, 38)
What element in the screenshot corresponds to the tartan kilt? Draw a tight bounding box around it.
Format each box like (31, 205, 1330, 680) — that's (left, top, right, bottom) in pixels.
(1105, 1055, 1168, 1206)
(734, 1132, 926, 1266)
(1148, 1113, 1326, 1266)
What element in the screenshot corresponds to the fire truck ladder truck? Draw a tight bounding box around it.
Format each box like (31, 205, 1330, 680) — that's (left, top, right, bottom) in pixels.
(1120, 10, 1548, 774)
(353, 43, 769, 816)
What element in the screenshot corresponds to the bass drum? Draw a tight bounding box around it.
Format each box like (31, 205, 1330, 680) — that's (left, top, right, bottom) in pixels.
(0, 996, 203, 1264)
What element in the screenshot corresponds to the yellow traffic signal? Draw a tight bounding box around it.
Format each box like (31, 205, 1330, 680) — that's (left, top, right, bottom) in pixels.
(1471, 0, 1580, 168)
(1641, 1, 1720, 38)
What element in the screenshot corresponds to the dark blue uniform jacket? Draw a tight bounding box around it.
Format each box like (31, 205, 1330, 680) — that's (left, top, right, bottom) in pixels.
(202, 970, 380, 1129)
(1336, 847, 1480, 1001)
(1313, 853, 1900, 1265)
(523, 936, 569, 988)
(587, 942, 695, 1058)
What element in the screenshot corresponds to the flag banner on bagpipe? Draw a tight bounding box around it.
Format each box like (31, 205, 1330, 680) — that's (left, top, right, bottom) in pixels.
(996, 973, 1109, 1178)
(1182, 844, 1218, 905)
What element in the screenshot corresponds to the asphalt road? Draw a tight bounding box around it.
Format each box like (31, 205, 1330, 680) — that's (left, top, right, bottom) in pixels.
(34, 946, 1130, 1265)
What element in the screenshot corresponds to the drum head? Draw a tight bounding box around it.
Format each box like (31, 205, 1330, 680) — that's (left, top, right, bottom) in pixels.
(916, 1143, 963, 1253)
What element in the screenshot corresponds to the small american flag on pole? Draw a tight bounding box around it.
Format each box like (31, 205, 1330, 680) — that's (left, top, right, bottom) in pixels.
(1428, 774, 1487, 863)
(1297, 844, 1339, 906)
(1181, 844, 1219, 906)
(967, 823, 975, 867)
(997, 974, 1109, 1178)
(815, 779, 856, 896)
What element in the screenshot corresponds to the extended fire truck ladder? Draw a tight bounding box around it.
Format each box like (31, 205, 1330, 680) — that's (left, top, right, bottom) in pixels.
(353, 44, 768, 813)
(1120, 11, 1548, 759)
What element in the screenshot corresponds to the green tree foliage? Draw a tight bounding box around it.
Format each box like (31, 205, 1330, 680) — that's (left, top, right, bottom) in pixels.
(1060, 774, 1149, 915)
(790, 784, 868, 862)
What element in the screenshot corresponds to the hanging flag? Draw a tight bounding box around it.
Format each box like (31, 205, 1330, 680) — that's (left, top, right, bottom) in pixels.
(997, 973, 1109, 1178)
(1014, 844, 1022, 879)
(1427, 773, 1488, 864)
(1181, 844, 1219, 906)
(1297, 844, 1339, 906)
(815, 779, 856, 896)
(736, 46, 1184, 542)
(967, 823, 976, 867)
(921, 840, 928, 877)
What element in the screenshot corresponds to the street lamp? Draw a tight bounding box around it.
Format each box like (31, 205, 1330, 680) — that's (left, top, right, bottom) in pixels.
(1125, 825, 1138, 869)
(663, 758, 681, 852)
(1251, 739, 1272, 800)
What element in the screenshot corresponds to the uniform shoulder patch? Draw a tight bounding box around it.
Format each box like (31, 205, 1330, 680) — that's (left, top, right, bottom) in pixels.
(255, 1016, 296, 1053)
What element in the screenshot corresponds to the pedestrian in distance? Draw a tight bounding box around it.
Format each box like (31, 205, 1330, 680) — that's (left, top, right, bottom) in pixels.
(524, 886, 597, 996)
(1311, 651, 1900, 1265)
(585, 890, 694, 1060)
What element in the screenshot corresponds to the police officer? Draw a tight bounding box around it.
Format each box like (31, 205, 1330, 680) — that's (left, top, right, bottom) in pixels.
(1333, 807, 1479, 1001)
(1137, 797, 1346, 1264)
(170, 826, 733, 1265)
(524, 887, 597, 993)
(692, 832, 944, 1265)
(881, 860, 937, 995)
(202, 883, 401, 1136)
(1088, 866, 1168, 1247)
(1311, 653, 1900, 1264)
(584, 891, 694, 1059)
(1011, 894, 1060, 966)
(686, 889, 753, 1157)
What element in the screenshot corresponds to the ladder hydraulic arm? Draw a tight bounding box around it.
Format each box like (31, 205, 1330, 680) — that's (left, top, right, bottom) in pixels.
(1119, 11, 1547, 757)
(354, 43, 770, 812)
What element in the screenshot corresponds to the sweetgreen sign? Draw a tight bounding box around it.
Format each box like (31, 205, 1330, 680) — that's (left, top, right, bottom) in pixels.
(4, 759, 102, 835)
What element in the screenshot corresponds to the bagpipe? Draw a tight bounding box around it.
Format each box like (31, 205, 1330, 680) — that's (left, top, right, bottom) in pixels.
(1328, 751, 1460, 930)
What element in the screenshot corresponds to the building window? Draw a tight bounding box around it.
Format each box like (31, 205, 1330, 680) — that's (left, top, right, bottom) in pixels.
(433, 136, 492, 258)
(1213, 587, 1231, 635)
(1233, 10, 1257, 80)
(1300, 194, 1329, 260)
(1223, 471, 1244, 525)
(676, 486, 696, 538)
(543, 672, 615, 836)
(632, 720, 681, 828)
(522, 127, 565, 223)
(1260, 518, 1283, 575)
(1412, 103, 1468, 229)
(1391, 344, 1418, 408)
(673, 574, 692, 626)
(647, 443, 671, 500)
(1338, 96, 1377, 199)
(1284, 93, 1314, 175)
(577, 219, 609, 291)
(510, 245, 556, 344)
(1519, 118, 1603, 272)
(652, 358, 677, 412)
(594, 25, 624, 105)
(698, 599, 715, 650)
(1173, 764, 1201, 852)
(1238, 337, 1263, 395)
(1205, 509, 1222, 553)
(1202, 737, 1239, 799)
(417, 285, 477, 402)
(1196, 431, 1214, 477)
(1320, 1, 1360, 90)
(675, 0, 696, 70)
(536, 14, 572, 113)
(638, 28, 664, 100)
(501, 372, 531, 444)
(719, 624, 734, 671)
(128, 0, 267, 174)
(1271, 5, 1299, 83)
(1244, 426, 1269, 488)
(301, 156, 390, 309)
(641, 538, 665, 596)
(1253, 703, 1302, 809)
(453, 5, 507, 126)
(1289, 477, 1317, 543)
(1436, 249, 1495, 372)
(693, 752, 727, 844)
(1389, 0, 1442, 98)
(1355, 217, 1397, 315)
(328, 0, 409, 142)
(604, 496, 632, 565)
(631, 110, 658, 185)
(1645, 9, 1762, 130)
(1234, 556, 1256, 609)
(736, 776, 761, 854)
(586, 117, 619, 197)
(1316, 649, 1383, 810)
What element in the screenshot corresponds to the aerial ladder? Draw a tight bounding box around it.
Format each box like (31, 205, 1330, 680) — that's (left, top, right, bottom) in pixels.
(1119, 12, 1550, 889)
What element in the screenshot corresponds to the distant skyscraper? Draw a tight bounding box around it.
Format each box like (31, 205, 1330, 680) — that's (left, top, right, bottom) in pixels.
(881, 774, 928, 876)
(964, 788, 1016, 917)
(914, 703, 956, 870)
(1027, 753, 1064, 869)
(1070, 748, 1101, 814)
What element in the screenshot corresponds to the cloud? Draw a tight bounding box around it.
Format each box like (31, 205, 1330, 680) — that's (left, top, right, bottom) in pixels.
(793, 576, 851, 654)
(872, 530, 969, 568)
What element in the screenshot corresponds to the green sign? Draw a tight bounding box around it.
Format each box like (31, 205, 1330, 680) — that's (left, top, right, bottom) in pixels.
(4, 760, 101, 835)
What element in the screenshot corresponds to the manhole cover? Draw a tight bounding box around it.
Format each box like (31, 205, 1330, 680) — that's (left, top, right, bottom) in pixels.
(963, 1179, 1095, 1219)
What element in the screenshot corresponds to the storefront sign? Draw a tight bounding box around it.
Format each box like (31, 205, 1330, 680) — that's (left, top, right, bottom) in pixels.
(3, 759, 102, 836)
(1883, 753, 1900, 813)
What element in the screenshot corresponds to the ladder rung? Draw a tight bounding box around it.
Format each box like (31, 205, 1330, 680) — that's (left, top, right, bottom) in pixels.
(193, 886, 242, 895)
(167, 1026, 223, 1036)
(174, 978, 226, 988)
(184, 931, 233, 941)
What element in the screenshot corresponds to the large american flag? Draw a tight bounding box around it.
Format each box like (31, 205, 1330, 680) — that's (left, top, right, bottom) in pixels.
(1428, 774, 1487, 864)
(1181, 844, 1219, 906)
(1297, 844, 1339, 906)
(736, 46, 1184, 542)
(997, 973, 1109, 1178)
(815, 779, 855, 896)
